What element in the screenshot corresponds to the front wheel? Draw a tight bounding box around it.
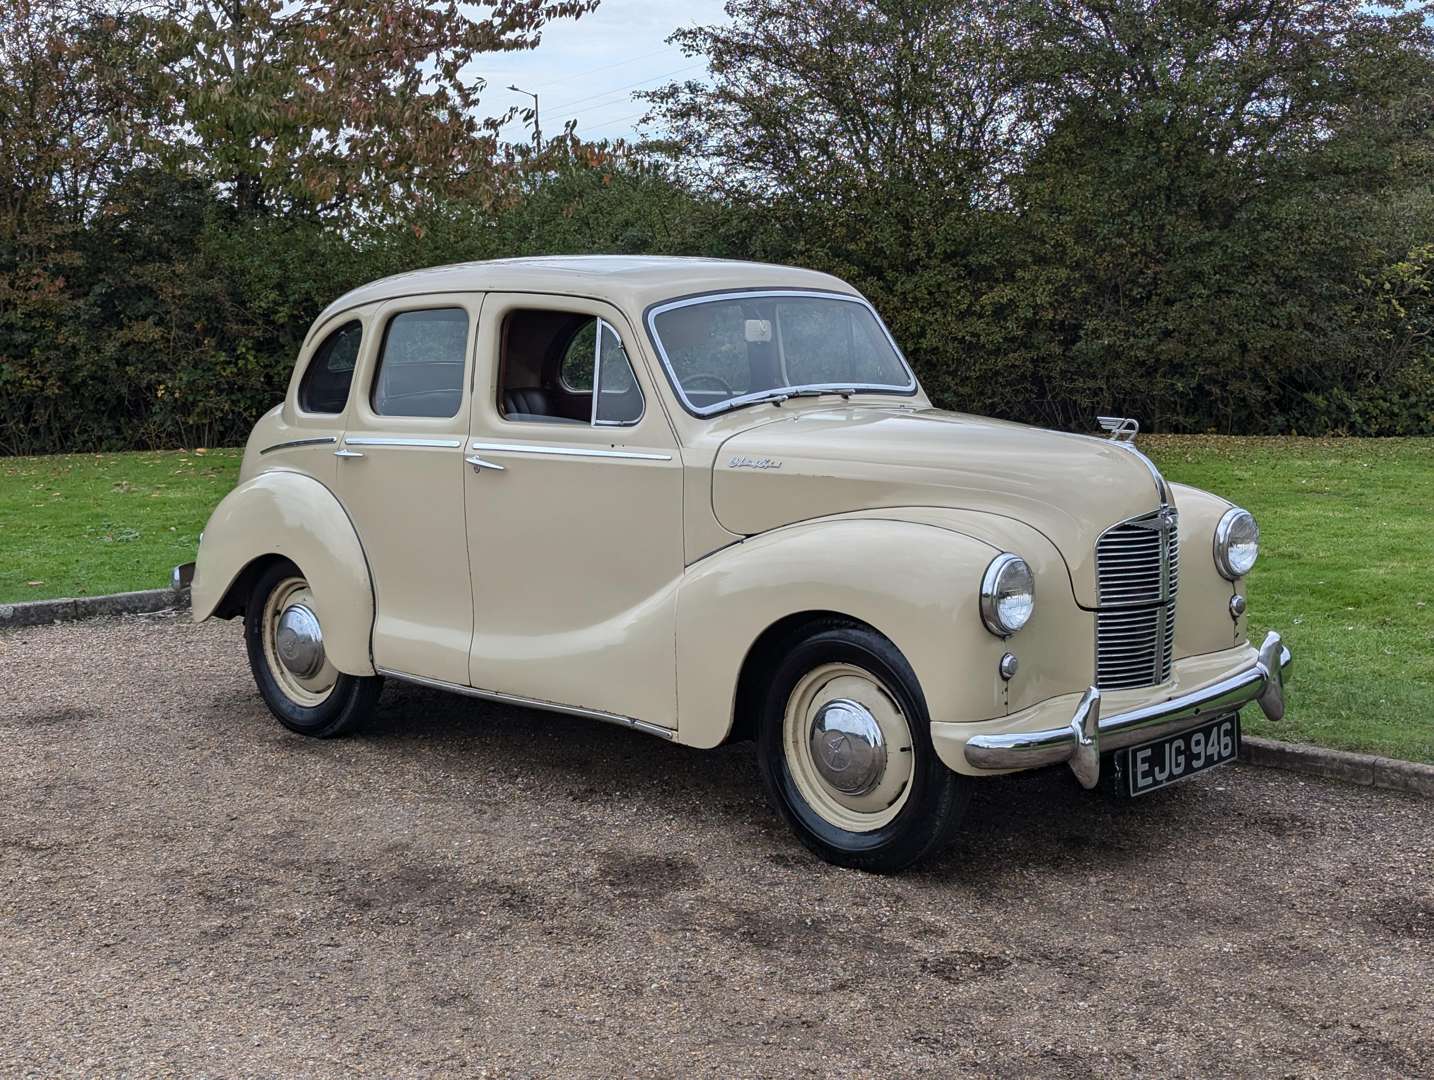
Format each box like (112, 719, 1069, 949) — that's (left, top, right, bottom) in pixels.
(244, 560, 383, 738)
(756, 622, 969, 872)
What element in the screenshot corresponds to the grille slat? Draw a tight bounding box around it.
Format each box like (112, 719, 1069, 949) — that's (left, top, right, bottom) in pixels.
(1095, 510, 1178, 690)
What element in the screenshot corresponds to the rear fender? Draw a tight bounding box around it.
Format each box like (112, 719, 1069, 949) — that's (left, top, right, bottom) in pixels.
(192, 470, 375, 676)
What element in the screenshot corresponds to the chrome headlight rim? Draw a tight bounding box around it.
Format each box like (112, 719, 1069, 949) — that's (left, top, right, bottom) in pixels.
(980, 553, 1035, 637)
(1213, 506, 1260, 581)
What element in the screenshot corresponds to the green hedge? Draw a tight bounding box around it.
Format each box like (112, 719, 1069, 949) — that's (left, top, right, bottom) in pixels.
(2, 164, 1430, 455)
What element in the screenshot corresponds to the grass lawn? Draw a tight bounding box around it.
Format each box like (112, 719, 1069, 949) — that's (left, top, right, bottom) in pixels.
(1144, 436, 1434, 765)
(2, 436, 1430, 763)
(0, 449, 242, 604)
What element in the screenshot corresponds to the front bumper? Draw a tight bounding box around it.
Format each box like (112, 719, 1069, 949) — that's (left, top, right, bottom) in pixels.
(171, 562, 196, 590)
(962, 630, 1292, 789)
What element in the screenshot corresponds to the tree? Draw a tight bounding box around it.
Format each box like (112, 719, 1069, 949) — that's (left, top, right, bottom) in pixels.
(0, 1, 162, 249)
(145, 0, 599, 218)
(1003, 0, 1434, 431)
(645, 0, 1434, 434)
(644, 0, 1029, 204)
(641, 0, 1038, 416)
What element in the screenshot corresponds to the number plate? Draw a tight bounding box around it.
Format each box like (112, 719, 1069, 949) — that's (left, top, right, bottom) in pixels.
(1116, 714, 1240, 797)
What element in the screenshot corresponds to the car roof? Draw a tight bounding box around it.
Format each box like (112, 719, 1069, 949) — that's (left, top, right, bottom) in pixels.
(309, 256, 862, 337)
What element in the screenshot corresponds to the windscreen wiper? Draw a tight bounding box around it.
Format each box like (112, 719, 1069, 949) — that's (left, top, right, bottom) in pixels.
(745, 387, 858, 407)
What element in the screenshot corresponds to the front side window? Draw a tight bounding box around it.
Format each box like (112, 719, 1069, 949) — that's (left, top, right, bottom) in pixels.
(297, 320, 362, 414)
(371, 308, 469, 418)
(649, 292, 914, 415)
(559, 323, 596, 391)
(499, 309, 642, 426)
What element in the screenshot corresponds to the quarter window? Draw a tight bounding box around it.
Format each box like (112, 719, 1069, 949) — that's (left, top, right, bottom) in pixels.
(297, 320, 362, 414)
(370, 308, 469, 418)
(595, 323, 641, 425)
(561, 319, 641, 424)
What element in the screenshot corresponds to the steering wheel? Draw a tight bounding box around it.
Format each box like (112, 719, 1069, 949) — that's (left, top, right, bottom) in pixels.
(683, 372, 738, 396)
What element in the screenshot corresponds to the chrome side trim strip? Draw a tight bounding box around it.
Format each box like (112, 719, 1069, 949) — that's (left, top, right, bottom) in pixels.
(376, 667, 676, 740)
(343, 436, 463, 448)
(467, 441, 673, 462)
(260, 436, 337, 454)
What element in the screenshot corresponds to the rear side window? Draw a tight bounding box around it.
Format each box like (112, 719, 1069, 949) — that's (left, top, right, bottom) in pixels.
(371, 308, 469, 418)
(297, 320, 362, 414)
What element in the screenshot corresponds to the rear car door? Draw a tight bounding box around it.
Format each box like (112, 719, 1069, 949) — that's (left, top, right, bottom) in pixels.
(335, 294, 483, 684)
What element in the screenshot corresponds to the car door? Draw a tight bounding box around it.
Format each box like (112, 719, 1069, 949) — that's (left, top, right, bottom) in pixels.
(280, 313, 370, 490)
(465, 293, 684, 727)
(335, 293, 482, 685)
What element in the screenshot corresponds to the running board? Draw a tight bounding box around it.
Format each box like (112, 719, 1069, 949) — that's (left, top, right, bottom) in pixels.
(375, 667, 676, 741)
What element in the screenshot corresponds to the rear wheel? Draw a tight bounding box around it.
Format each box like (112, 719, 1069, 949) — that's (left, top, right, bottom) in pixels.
(244, 560, 382, 738)
(756, 622, 969, 872)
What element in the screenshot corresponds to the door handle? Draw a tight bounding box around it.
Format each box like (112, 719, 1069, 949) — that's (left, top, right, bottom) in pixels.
(334, 448, 365, 459)
(465, 454, 506, 472)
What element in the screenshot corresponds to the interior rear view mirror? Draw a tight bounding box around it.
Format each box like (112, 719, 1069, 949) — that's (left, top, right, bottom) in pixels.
(744, 319, 772, 343)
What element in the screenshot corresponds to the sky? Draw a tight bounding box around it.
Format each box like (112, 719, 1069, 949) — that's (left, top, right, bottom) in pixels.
(473, 0, 729, 146)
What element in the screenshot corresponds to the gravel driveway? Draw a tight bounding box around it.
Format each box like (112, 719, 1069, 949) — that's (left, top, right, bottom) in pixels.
(1, 613, 1430, 1078)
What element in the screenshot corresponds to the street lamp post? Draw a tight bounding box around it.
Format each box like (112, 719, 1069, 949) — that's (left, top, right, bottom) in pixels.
(508, 85, 541, 151)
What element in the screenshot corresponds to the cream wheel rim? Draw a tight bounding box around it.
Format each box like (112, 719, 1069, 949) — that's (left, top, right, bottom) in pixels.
(782, 662, 915, 833)
(261, 577, 337, 706)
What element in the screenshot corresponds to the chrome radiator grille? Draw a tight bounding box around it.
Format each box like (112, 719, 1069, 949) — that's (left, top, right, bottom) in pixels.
(1095, 510, 1179, 689)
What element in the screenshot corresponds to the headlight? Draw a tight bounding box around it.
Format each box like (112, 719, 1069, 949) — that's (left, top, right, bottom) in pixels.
(1214, 507, 1259, 580)
(980, 553, 1035, 636)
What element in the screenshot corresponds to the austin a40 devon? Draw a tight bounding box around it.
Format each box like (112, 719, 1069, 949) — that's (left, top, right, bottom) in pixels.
(187, 256, 1291, 871)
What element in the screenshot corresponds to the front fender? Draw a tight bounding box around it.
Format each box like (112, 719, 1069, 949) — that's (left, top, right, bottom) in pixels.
(192, 470, 375, 676)
(673, 516, 1015, 749)
(1168, 482, 1243, 657)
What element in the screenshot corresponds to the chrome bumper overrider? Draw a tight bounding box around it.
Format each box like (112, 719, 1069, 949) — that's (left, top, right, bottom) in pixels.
(964, 631, 1292, 789)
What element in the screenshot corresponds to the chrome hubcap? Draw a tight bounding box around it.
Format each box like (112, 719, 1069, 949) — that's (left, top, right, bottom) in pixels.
(809, 698, 886, 795)
(261, 577, 337, 707)
(274, 604, 324, 678)
(782, 663, 915, 833)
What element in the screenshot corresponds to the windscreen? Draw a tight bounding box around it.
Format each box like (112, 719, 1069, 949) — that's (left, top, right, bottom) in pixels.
(650, 293, 914, 414)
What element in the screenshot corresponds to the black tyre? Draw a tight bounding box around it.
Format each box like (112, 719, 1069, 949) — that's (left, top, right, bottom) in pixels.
(756, 622, 969, 872)
(244, 559, 382, 738)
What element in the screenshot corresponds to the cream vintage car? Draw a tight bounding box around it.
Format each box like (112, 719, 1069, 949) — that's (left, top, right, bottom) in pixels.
(185, 256, 1291, 871)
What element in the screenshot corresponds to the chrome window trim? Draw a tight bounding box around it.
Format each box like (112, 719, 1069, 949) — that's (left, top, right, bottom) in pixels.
(644, 289, 919, 418)
(342, 436, 463, 449)
(590, 318, 603, 425)
(376, 667, 675, 740)
(468, 440, 672, 462)
(260, 436, 338, 455)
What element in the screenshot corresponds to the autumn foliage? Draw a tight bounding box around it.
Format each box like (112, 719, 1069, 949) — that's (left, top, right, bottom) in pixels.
(1, 0, 1432, 453)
